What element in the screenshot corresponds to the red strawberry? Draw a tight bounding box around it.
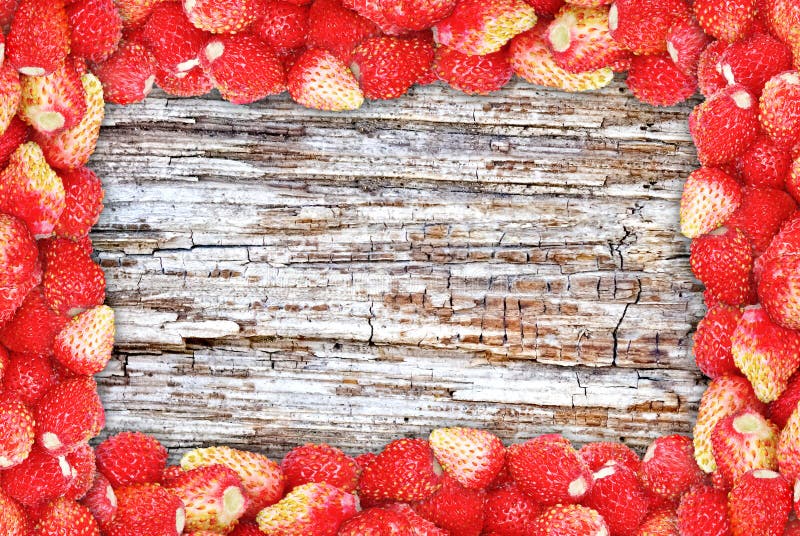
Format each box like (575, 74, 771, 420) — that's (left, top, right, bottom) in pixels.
(386, 502, 449, 535)
(0, 489, 31, 536)
(2, 352, 57, 407)
(533, 504, 609, 536)
(67, 0, 123, 63)
(79, 473, 117, 528)
(482, 485, 542, 536)
(200, 34, 285, 104)
(718, 34, 792, 99)
(637, 507, 679, 536)
(675, 485, 731, 536)
(690, 226, 754, 307)
(728, 469, 791, 536)
(767, 371, 800, 429)
(547, 4, 627, 73)
(0, 445, 75, 507)
(180, 446, 285, 518)
(739, 135, 791, 190)
(694, 0, 756, 42)
(155, 65, 213, 97)
(41, 238, 105, 316)
(690, 84, 759, 166)
(0, 117, 30, 169)
(35, 377, 104, 456)
(254, 1, 309, 52)
(413, 475, 484, 536)
(53, 305, 114, 375)
(182, 0, 260, 34)
(165, 464, 247, 532)
(507, 434, 592, 505)
(280, 443, 360, 492)
(761, 0, 800, 47)
(343, 0, 406, 36)
(626, 53, 697, 107)
(639, 435, 703, 501)
(693, 304, 742, 378)
(433, 45, 512, 95)
(95, 432, 167, 488)
(141, 1, 210, 75)
(0, 63, 21, 136)
(288, 48, 364, 111)
(790, 157, 800, 203)
(608, 0, 690, 55)
(428, 427, 505, 489)
(255, 482, 357, 535)
(726, 187, 796, 256)
(759, 251, 800, 331)
(584, 462, 648, 536)
(577, 441, 641, 473)
(666, 18, 712, 77)
(759, 71, 800, 149)
(0, 287, 67, 354)
(307, 0, 380, 63)
(33, 497, 100, 536)
(64, 442, 97, 501)
(351, 35, 434, 100)
(54, 167, 104, 239)
(116, 0, 169, 27)
(433, 0, 537, 56)
(229, 521, 264, 536)
(380, 0, 456, 31)
(755, 211, 800, 276)
(525, 0, 565, 17)
(0, 214, 41, 324)
(711, 408, 778, 487)
(93, 41, 157, 105)
(358, 438, 443, 504)
(105, 483, 186, 536)
(6, 0, 70, 76)
(696, 39, 729, 98)
(732, 305, 800, 403)
(0, 346, 7, 385)
(680, 167, 742, 239)
(338, 507, 413, 535)
(0, 397, 35, 469)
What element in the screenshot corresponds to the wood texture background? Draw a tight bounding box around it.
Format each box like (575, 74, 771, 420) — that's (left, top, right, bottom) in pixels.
(88, 78, 707, 460)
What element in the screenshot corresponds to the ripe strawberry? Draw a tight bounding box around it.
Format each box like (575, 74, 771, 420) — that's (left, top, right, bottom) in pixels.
(755, 211, 800, 275)
(637, 507, 679, 536)
(338, 507, 413, 535)
(626, 53, 697, 107)
(0, 117, 30, 169)
(0, 346, 7, 385)
(0, 445, 75, 507)
(155, 65, 214, 97)
(254, 1, 309, 52)
(711, 408, 778, 487)
(696, 39, 728, 98)
(790, 157, 800, 203)
(116, 0, 169, 27)
(690, 227, 754, 307)
(767, 371, 800, 429)
(288, 48, 364, 111)
(582, 462, 648, 536)
(95, 432, 167, 488)
(229, 521, 263, 536)
(507, 434, 592, 505)
(35, 377, 104, 456)
(681, 167, 744, 240)
(428, 427, 505, 489)
(53, 305, 114, 376)
(718, 34, 792, 99)
(105, 483, 186, 536)
(200, 34, 285, 105)
(53, 167, 104, 239)
(577, 441, 641, 473)
(0, 489, 31, 536)
(761, 0, 800, 47)
(509, 23, 614, 92)
(93, 41, 157, 105)
(255, 482, 358, 535)
(433, 0, 537, 56)
(6, 0, 70, 76)
(547, 5, 627, 73)
(33, 497, 100, 536)
(41, 238, 105, 317)
(413, 475, 485, 536)
(666, 18, 712, 78)
(183, 0, 260, 34)
(0, 63, 21, 136)
(180, 445, 285, 518)
(67, 0, 123, 63)
(280, 443, 360, 492)
(608, 0, 690, 55)
(533, 504, 609, 536)
(694, 0, 756, 42)
(141, 2, 210, 75)
(726, 187, 796, 256)
(728, 469, 791, 536)
(0, 397, 35, 469)
(385, 502, 449, 535)
(693, 304, 742, 378)
(0, 214, 41, 324)
(675, 485, 731, 536)
(639, 435, 703, 501)
(525, 0, 565, 17)
(380, 0, 456, 31)
(759, 71, 800, 149)
(307, 0, 380, 63)
(0, 287, 67, 354)
(64, 442, 97, 501)
(358, 438, 442, 504)
(79, 473, 117, 528)
(732, 305, 800, 403)
(482, 485, 542, 535)
(33, 73, 105, 170)
(759, 250, 800, 331)
(690, 84, 759, 166)
(166, 464, 247, 532)
(739, 135, 791, 190)
(351, 35, 433, 100)
(2, 352, 57, 406)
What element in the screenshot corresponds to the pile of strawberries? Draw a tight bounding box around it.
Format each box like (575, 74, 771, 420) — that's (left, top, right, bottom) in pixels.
(1, 0, 800, 533)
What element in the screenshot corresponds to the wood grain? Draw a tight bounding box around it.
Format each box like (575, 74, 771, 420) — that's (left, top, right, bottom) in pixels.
(89, 78, 706, 460)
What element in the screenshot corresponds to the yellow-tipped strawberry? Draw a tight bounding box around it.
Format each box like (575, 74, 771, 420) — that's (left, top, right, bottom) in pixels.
(429, 427, 505, 489)
(0, 488, 31, 536)
(166, 464, 248, 533)
(0, 63, 21, 135)
(19, 61, 87, 135)
(680, 167, 742, 239)
(0, 141, 65, 237)
(255, 482, 358, 536)
(287, 48, 364, 112)
(759, 71, 800, 150)
(0, 398, 35, 469)
(710, 408, 778, 488)
(433, 0, 537, 56)
(0, 214, 42, 324)
(546, 4, 627, 73)
(53, 304, 115, 376)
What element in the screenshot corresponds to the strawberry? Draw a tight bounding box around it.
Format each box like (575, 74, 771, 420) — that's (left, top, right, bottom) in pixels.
(380, 0, 456, 31)
(790, 157, 800, 203)
(0, 117, 30, 169)
(666, 18, 712, 77)
(54, 167, 104, 239)
(608, 0, 690, 55)
(35, 376, 104, 456)
(0, 214, 41, 323)
(719, 34, 792, 100)
(358, 438, 443, 504)
(141, 1, 210, 76)
(95, 432, 167, 488)
(0, 445, 75, 507)
(508, 23, 613, 92)
(693, 0, 756, 42)
(0, 287, 67, 355)
(546, 4, 627, 73)
(0, 346, 7, 385)
(728, 469, 791, 536)
(79, 473, 117, 528)
(343, 0, 411, 36)
(689, 84, 759, 166)
(105, 483, 186, 536)
(582, 462, 648, 536)
(182, 0, 260, 34)
(767, 371, 800, 429)
(639, 435, 703, 501)
(200, 34, 286, 105)
(0, 397, 35, 469)
(386, 502, 449, 535)
(625, 53, 697, 107)
(93, 41, 157, 105)
(726, 187, 796, 256)
(166, 464, 247, 532)
(351, 35, 433, 100)
(338, 508, 413, 535)
(507, 434, 592, 505)
(67, 0, 123, 63)
(53, 305, 114, 376)
(255, 482, 358, 536)
(637, 508, 679, 536)
(759, 71, 800, 150)
(229, 521, 263, 536)
(254, 1, 309, 52)
(533, 504, 609, 536)
(64, 442, 97, 501)
(280, 443, 360, 492)
(2, 352, 57, 406)
(739, 135, 791, 190)
(755, 211, 800, 275)
(116, 0, 169, 27)
(681, 166, 743, 238)
(778, 402, 800, 481)
(732, 305, 800, 403)
(0, 489, 31, 536)
(307, 0, 380, 63)
(413, 475, 484, 536)
(33, 73, 105, 171)
(675, 485, 731, 536)
(759, 251, 800, 331)
(0, 63, 21, 136)
(155, 65, 213, 97)
(433, 0, 537, 56)
(525, 0, 565, 17)
(696, 39, 728, 98)
(690, 226, 754, 307)
(482, 485, 542, 536)
(711, 408, 778, 487)
(41, 236, 105, 316)
(428, 427, 505, 489)
(6, 0, 70, 76)
(787, 519, 800, 536)
(577, 441, 641, 473)
(33, 497, 100, 536)
(180, 445, 285, 518)
(693, 304, 742, 379)
(433, 45, 511, 94)
(761, 0, 800, 47)
(287, 48, 364, 111)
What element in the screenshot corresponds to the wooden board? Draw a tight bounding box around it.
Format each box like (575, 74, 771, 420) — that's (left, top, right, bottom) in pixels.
(88, 78, 707, 460)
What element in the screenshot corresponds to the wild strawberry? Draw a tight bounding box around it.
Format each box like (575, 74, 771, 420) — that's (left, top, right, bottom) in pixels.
(761, 0, 800, 47)
(255, 482, 358, 536)
(338, 507, 413, 535)
(165, 464, 247, 532)
(3, 352, 57, 406)
(525, 0, 565, 17)
(482, 485, 542, 535)
(0, 489, 31, 536)
(578, 441, 641, 473)
(626, 53, 697, 107)
(790, 157, 800, 203)
(67, 0, 123, 63)
(0, 287, 66, 355)
(0, 64, 21, 135)
(307, 0, 380, 63)
(732, 305, 800, 403)
(729, 469, 791, 536)
(116, 0, 169, 27)
(666, 18, 712, 78)
(34, 73, 105, 170)
(433, 46, 511, 95)
(33, 497, 100, 536)
(433, 0, 537, 56)
(533, 504, 609, 536)
(693, 304, 742, 378)
(54, 167, 104, 239)
(358, 438, 442, 504)
(726, 187, 796, 256)
(755, 211, 800, 275)
(690, 227, 754, 307)
(582, 462, 648, 536)
(640, 435, 703, 501)
(768, 372, 800, 429)
(0, 117, 29, 169)
(0, 445, 75, 507)
(380, 0, 456, 31)
(288, 48, 364, 111)
(547, 5, 627, 73)
(0, 397, 35, 469)
(719, 35, 792, 100)
(35, 377, 104, 456)
(508, 434, 592, 505)
(105, 483, 186, 536)
(385, 502, 449, 535)
(608, 0, 690, 55)
(759, 251, 800, 331)
(428, 427, 505, 489)
(759, 71, 800, 150)
(183, 0, 260, 34)
(53, 305, 114, 376)
(351, 35, 433, 100)
(711, 408, 779, 487)
(280, 443, 359, 492)
(413, 475, 484, 536)
(254, 1, 310, 52)
(690, 84, 759, 166)
(694, 0, 756, 42)
(142, 2, 210, 75)
(95, 432, 167, 488)
(6, 0, 70, 76)
(155, 65, 213, 97)
(675, 485, 731, 536)
(79, 473, 117, 528)
(94, 41, 157, 105)
(509, 23, 614, 92)
(229, 521, 263, 536)
(696, 39, 728, 98)
(0, 214, 41, 324)
(637, 507, 679, 536)
(0, 346, 7, 384)
(64, 442, 97, 501)
(181, 445, 285, 518)
(41, 239, 105, 317)
(739, 136, 791, 190)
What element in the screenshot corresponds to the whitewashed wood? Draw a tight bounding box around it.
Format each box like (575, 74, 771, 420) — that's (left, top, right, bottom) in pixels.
(89, 79, 706, 459)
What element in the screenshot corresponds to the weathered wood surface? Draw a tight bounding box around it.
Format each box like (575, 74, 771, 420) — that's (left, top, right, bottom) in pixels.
(89, 78, 707, 460)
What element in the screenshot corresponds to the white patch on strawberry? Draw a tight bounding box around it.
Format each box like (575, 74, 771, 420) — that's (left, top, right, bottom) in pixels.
(608, 3, 618, 31)
(721, 63, 735, 85)
(176, 506, 186, 534)
(794, 479, 800, 502)
(593, 465, 616, 480)
(204, 42, 225, 63)
(19, 66, 46, 76)
(568, 475, 588, 497)
(43, 432, 63, 451)
(548, 18, 573, 53)
(57, 455, 72, 478)
(107, 485, 118, 507)
(184, 0, 196, 13)
(731, 90, 751, 109)
(144, 75, 156, 97)
(732, 413, 770, 438)
(223, 485, 246, 517)
(177, 57, 200, 73)
(667, 40, 678, 63)
(0, 456, 10, 468)
(752, 469, 780, 479)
